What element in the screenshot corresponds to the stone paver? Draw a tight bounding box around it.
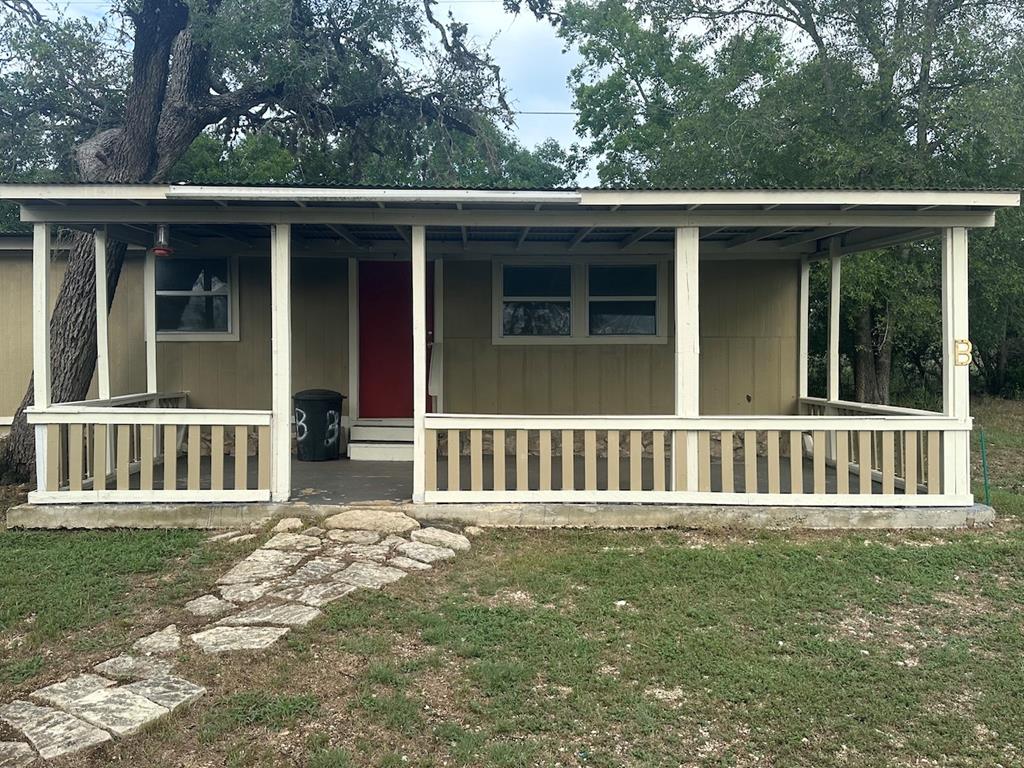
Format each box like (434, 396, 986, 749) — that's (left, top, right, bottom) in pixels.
(132, 625, 180, 655)
(225, 533, 257, 544)
(123, 677, 205, 712)
(395, 540, 456, 564)
(323, 509, 419, 534)
(271, 517, 304, 533)
(217, 548, 304, 584)
(0, 741, 36, 767)
(272, 557, 346, 591)
(388, 556, 432, 571)
(301, 527, 325, 537)
(30, 674, 114, 709)
(271, 581, 357, 607)
(184, 594, 235, 618)
(218, 581, 273, 603)
(0, 701, 111, 760)
(66, 688, 168, 737)
(93, 655, 174, 681)
(325, 529, 380, 545)
(464, 525, 484, 537)
(217, 604, 322, 628)
(262, 533, 322, 551)
(333, 543, 391, 562)
(412, 527, 472, 552)
(190, 626, 289, 654)
(336, 562, 407, 589)
(207, 530, 241, 542)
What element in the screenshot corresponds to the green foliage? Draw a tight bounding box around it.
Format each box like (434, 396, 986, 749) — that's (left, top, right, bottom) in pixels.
(560, 0, 1024, 401)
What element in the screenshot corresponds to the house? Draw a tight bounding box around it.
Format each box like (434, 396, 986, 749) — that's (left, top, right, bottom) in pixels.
(0, 184, 1018, 527)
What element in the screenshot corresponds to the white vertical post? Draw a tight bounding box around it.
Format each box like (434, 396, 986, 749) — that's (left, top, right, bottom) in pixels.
(674, 227, 700, 489)
(941, 226, 971, 498)
(432, 257, 444, 412)
(347, 257, 359, 428)
(32, 223, 51, 491)
(412, 225, 427, 502)
(828, 239, 841, 402)
(143, 246, 157, 393)
(270, 224, 293, 502)
(94, 228, 111, 400)
(798, 256, 810, 401)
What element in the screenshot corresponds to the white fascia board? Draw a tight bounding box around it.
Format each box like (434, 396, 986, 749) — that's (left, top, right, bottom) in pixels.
(579, 189, 1021, 209)
(165, 186, 582, 205)
(0, 184, 169, 200)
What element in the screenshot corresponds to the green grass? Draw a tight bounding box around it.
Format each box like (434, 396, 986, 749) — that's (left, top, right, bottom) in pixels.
(200, 693, 320, 742)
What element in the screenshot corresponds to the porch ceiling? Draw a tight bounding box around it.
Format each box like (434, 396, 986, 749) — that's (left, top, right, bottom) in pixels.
(1, 184, 1018, 259)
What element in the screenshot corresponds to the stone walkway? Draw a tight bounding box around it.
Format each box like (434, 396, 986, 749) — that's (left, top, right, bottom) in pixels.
(0, 511, 473, 764)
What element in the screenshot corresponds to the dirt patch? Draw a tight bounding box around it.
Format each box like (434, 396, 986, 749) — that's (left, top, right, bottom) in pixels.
(484, 588, 537, 609)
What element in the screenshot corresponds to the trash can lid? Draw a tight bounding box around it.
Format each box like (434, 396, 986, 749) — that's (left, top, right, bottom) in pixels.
(294, 389, 345, 401)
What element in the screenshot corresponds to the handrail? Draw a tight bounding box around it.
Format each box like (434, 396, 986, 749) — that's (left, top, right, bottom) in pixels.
(51, 390, 190, 408)
(27, 407, 272, 426)
(799, 396, 940, 417)
(424, 413, 970, 431)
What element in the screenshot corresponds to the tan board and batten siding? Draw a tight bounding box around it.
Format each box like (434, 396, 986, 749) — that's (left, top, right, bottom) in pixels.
(442, 259, 799, 415)
(0, 253, 797, 421)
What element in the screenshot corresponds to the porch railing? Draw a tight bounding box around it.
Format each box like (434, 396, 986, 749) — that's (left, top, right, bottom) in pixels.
(422, 410, 972, 506)
(27, 391, 273, 504)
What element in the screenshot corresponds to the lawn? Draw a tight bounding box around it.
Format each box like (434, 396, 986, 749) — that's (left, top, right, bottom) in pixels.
(0, 397, 1021, 767)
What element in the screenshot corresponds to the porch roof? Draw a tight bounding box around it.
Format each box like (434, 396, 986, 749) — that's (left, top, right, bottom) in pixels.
(1, 184, 1018, 259)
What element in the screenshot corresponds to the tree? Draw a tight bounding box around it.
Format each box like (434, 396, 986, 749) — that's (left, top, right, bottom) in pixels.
(558, 0, 1024, 404)
(0, 0, 562, 479)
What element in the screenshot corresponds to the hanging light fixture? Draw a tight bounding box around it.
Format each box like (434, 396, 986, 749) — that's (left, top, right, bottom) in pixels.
(150, 224, 174, 257)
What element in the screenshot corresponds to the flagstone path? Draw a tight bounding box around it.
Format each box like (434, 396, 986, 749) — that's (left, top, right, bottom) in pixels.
(0, 512, 473, 763)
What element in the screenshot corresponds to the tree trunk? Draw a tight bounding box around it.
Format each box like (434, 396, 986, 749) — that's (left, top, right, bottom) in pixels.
(853, 306, 878, 403)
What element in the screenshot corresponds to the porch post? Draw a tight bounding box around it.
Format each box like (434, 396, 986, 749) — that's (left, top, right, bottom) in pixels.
(828, 239, 841, 401)
(94, 228, 111, 400)
(270, 224, 293, 502)
(798, 256, 810, 401)
(674, 226, 700, 489)
(347, 257, 359, 427)
(32, 223, 51, 491)
(143, 246, 157, 393)
(412, 225, 427, 501)
(941, 227, 971, 498)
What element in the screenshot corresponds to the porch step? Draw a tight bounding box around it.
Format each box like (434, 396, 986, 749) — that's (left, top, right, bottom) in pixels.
(348, 442, 414, 462)
(350, 424, 414, 442)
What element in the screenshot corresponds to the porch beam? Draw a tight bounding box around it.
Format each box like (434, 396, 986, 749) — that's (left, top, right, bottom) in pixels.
(94, 228, 111, 400)
(19, 205, 1000, 229)
(674, 227, 700, 490)
(941, 227, 971, 498)
(412, 225, 427, 502)
(270, 223, 292, 502)
(828, 238, 841, 401)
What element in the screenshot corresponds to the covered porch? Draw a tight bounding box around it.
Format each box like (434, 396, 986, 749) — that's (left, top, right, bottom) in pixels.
(6, 185, 1016, 516)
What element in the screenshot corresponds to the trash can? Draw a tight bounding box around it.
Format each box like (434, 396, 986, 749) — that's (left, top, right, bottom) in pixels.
(294, 389, 346, 461)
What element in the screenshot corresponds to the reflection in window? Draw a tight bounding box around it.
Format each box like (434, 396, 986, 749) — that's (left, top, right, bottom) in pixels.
(501, 265, 572, 337)
(155, 257, 232, 334)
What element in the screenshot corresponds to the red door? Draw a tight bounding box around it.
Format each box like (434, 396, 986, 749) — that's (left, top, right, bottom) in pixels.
(357, 261, 433, 419)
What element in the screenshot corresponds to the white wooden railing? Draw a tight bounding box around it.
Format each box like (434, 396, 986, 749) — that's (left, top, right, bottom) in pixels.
(422, 411, 973, 506)
(27, 392, 273, 503)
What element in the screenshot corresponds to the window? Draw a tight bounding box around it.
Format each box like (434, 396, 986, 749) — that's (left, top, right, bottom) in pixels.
(500, 264, 572, 337)
(587, 264, 658, 336)
(155, 256, 238, 341)
(494, 260, 666, 344)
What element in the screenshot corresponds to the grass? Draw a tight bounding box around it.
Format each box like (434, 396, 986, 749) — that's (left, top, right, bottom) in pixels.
(0, 396, 1020, 766)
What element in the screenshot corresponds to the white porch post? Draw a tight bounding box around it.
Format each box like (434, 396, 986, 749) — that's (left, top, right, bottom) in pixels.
(674, 226, 700, 489)
(270, 224, 293, 502)
(412, 225, 427, 501)
(32, 223, 51, 491)
(828, 239, 842, 401)
(94, 228, 111, 400)
(941, 226, 972, 498)
(798, 256, 810, 401)
(347, 257, 359, 428)
(143, 246, 157, 393)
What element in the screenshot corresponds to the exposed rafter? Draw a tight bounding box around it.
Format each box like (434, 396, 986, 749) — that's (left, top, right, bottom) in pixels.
(619, 227, 659, 249)
(776, 227, 855, 249)
(725, 227, 790, 249)
(568, 226, 594, 250)
(326, 224, 363, 248)
(516, 228, 531, 248)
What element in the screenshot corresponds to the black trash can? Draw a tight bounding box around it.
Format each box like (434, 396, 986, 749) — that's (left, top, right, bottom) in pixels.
(294, 389, 346, 461)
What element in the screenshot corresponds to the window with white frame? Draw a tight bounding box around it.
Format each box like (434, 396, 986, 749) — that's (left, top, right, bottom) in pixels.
(495, 260, 665, 343)
(155, 256, 238, 340)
